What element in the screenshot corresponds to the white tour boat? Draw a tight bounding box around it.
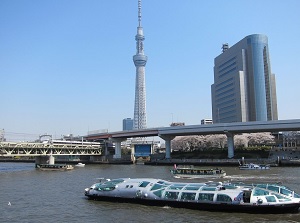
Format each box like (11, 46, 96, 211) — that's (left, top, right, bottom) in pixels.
(239, 163, 270, 170)
(84, 178, 300, 213)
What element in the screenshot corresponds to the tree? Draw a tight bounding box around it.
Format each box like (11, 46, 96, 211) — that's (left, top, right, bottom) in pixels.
(171, 132, 275, 151)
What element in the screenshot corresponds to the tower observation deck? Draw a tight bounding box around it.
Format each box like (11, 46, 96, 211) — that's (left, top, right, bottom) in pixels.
(133, 0, 147, 129)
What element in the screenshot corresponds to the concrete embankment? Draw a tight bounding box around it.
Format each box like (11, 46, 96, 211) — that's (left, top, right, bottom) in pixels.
(145, 159, 240, 166)
(279, 159, 300, 166)
(1, 157, 300, 166)
(145, 158, 300, 167)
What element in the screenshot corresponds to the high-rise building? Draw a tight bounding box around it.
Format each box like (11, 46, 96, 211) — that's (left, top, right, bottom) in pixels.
(211, 34, 278, 123)
(133, 0, 147, 129)
(123, 118, 134, 131)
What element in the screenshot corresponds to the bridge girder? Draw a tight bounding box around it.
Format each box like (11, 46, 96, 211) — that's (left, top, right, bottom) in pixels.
(0, 142, 102, 157)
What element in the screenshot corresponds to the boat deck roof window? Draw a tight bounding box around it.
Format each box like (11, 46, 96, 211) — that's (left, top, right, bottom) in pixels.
(168, 184, 186, 190)
(201, 187, 218, 191)
(280, 187, 293, 197)
(95, 179, 125, 191)
(95, 182, 116, 191)
(184, 186, 201, 191)
(223, 185, 238, 189)
(151, 183, 168, 191)
(153, 189, 164, 198)
(257, 184, 267, 189)
(139, 181, 150, 188)
(157, 180, 170, 185)
(108, 179, 125, 184)
(267, 185, 279, 193)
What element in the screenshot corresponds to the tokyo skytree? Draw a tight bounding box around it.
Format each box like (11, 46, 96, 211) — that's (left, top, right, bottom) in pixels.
(133, 0, 147, 129)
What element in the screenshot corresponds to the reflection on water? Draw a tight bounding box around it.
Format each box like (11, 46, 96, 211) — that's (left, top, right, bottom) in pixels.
(0, 162, 299, 223)
(0, 162, 34, 172)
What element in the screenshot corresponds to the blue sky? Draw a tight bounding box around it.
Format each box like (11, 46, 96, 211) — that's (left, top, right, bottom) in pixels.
(1, 0, 300, 141)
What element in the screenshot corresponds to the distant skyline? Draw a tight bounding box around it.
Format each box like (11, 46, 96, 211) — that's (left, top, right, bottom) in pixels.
(1, 0, 300, 141)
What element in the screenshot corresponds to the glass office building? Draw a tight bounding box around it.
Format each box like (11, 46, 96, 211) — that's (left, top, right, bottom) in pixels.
(211, 34, 278, 123)
(123, 118, 134, 131)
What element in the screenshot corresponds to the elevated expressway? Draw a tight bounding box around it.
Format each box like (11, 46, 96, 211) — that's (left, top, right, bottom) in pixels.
(85, 119, 300, 159)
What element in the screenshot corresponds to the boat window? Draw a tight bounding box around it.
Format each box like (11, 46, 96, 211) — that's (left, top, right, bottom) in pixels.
(109, 179, 125, 184)
(271, 193, 291, 201)
(168, 184, 185, 190)
(216, 194, 232, 203)
(95, 185, 116, 191)
(184, 186, 201, 191)
(164, 191, 179, 200)
(280, 188, 293, 197)
(94, 179, 124, 191)
(157, 181, 170, 186)
(256, 184, 267, 189)
(294, 193, 300, 198)
(198, 193, 214, 202)
(139, 181, 150, 188)
(223, 185, 238, 189)
(267, 185, 279, 193)
(252, 188, 269, 196)
(151, 183, 167, 191)
(180, 192, 196, 201)
(201, 187, 217, 191)
(265, 195, 277, 202)
(153, 189, 163, 198)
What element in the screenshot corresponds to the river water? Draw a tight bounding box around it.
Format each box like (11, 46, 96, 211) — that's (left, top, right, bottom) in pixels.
(0, 162, 299, 223)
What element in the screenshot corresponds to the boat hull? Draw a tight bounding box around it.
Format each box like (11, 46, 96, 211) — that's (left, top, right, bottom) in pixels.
(85, 194, 299, 214)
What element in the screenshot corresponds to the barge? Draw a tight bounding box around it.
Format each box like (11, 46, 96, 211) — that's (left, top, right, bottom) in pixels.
(239, 163, 270, 170)
(36, 164, 74, 171)
(170, 164, 226, 178)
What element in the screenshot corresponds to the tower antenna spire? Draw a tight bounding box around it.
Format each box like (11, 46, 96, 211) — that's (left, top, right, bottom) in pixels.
(138, 0, 142, 27)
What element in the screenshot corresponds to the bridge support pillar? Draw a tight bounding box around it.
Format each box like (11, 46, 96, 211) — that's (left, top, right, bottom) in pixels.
(111, 138, 127, 159)
(35, 156, 51, 167)
(226, 132, 235, 158)
(49, 155, 55, 164)
(159, 135, 175, 159)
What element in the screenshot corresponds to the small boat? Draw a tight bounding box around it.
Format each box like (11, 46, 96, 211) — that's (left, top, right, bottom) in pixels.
(170, 164, 226, 178)
(239, 163, 270, 170)
(75, 163, 86, 167)
(36, 164, 74, 171)
(84, 178, 300, 213)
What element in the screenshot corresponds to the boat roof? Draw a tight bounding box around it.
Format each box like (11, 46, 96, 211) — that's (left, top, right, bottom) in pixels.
(94, 178, 299, 196)
(176, 165, 222, 169)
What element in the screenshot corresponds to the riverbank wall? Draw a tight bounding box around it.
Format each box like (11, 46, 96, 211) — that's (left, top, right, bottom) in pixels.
(1, 157, 299, 166)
